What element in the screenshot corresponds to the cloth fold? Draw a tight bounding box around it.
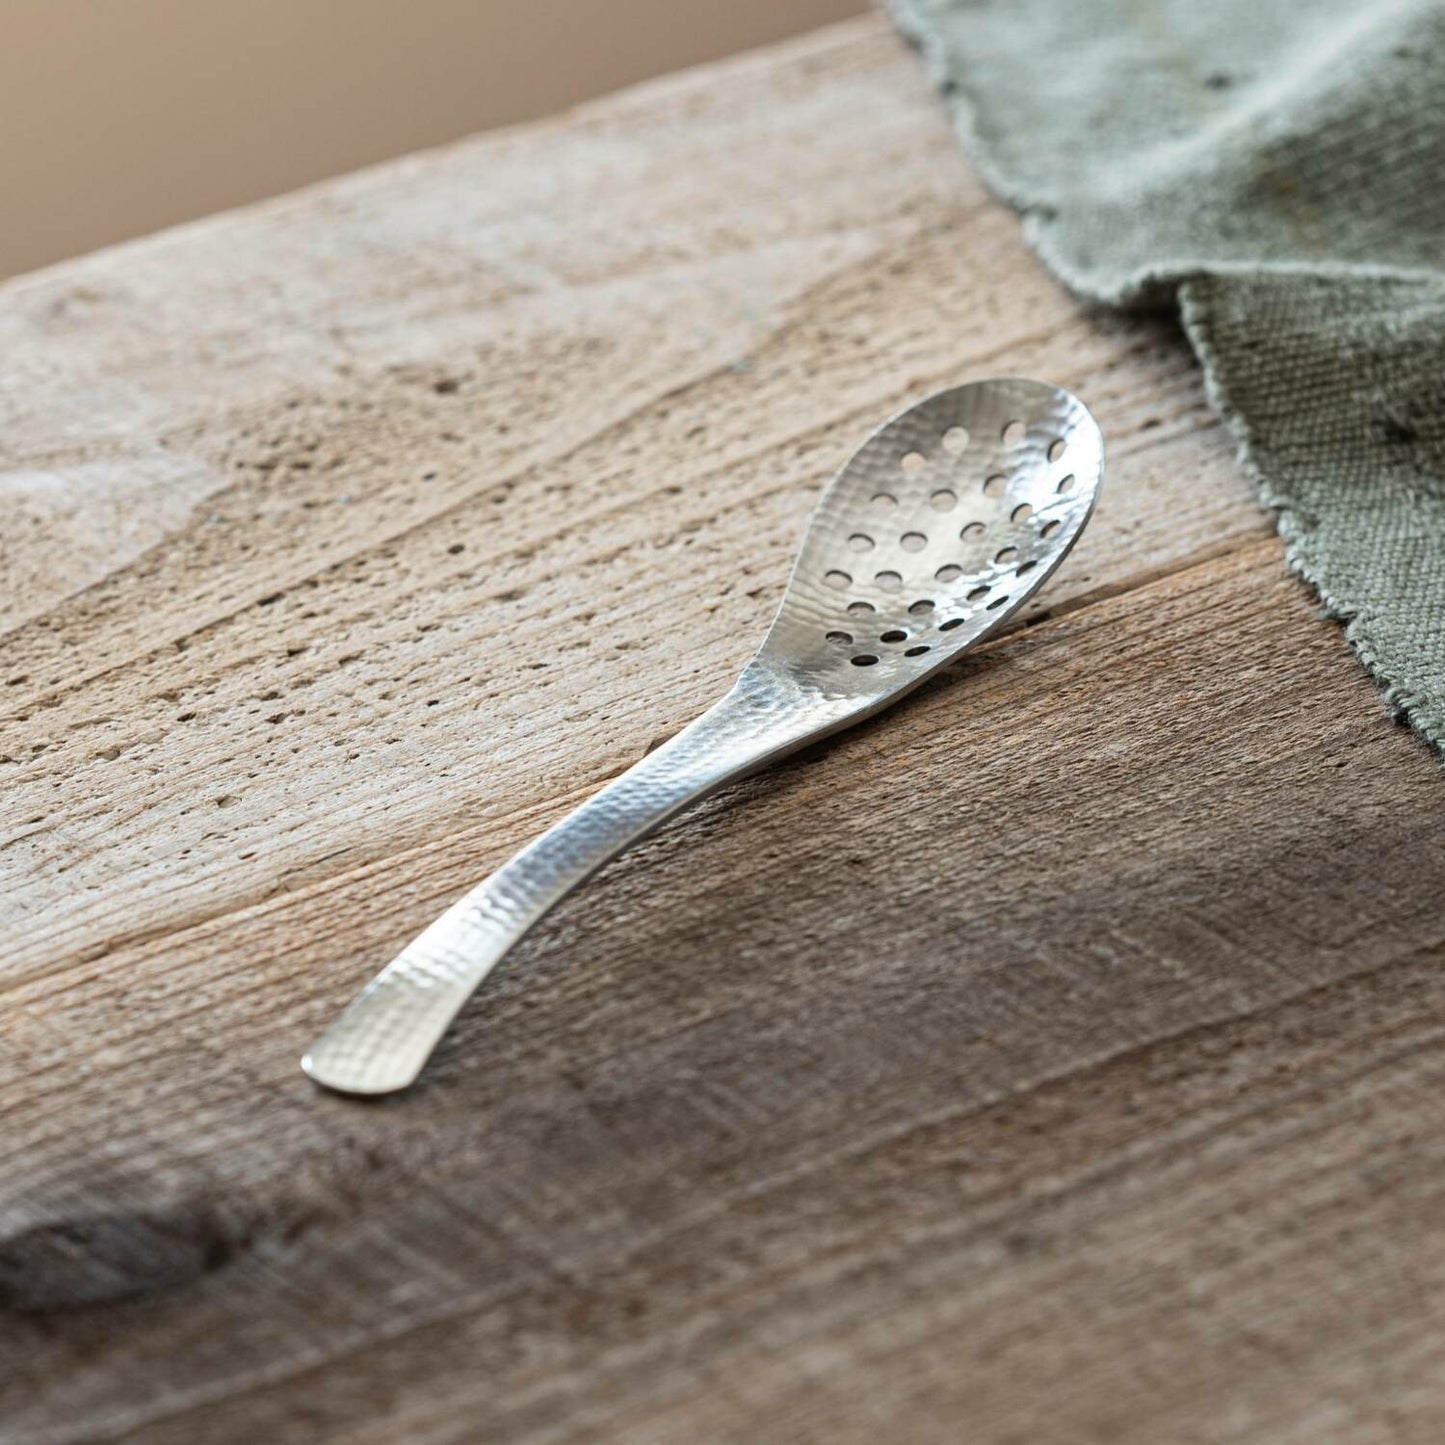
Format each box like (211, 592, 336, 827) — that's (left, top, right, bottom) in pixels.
(895, 0, 1445, 747)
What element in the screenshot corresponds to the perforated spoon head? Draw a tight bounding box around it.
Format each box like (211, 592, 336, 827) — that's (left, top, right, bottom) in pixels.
(753, 378, 1102, 700)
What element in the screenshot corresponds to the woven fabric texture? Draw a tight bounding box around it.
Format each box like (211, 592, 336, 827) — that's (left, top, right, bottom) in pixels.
(895, 0, 1445, 746)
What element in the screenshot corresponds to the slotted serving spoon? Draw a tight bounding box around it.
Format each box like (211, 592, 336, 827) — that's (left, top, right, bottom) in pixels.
(304, 377, 1104, 1095)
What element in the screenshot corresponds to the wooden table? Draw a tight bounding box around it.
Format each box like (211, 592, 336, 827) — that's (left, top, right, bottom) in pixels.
(6, 16, 1445, 1443)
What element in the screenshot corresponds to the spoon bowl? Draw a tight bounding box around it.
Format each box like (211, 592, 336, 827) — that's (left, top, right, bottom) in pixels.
(759, 377, 1100, 702)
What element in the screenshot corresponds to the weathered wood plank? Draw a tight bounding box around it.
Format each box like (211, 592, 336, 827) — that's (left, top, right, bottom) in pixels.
(0, 27, 1251, 987)
(3, 16, 1436, 1445)
(6, 540, 1444, 1444)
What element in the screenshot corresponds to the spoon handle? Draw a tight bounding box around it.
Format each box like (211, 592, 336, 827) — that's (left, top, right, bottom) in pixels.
(302, 666, 848, 1095)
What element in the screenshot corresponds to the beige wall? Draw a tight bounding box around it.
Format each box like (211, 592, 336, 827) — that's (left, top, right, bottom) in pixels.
(2, 0, 867, 279)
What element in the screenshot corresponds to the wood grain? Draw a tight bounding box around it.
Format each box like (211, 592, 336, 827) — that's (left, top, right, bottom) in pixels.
(3, 16, 1441, 1444)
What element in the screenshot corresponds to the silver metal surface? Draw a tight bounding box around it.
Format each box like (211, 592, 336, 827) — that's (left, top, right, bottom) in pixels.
(303, 378, 1104, 1095)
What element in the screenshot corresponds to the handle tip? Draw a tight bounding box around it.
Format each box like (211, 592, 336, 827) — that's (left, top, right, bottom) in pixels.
(301, 1036, 423, 1097)
(301, 941, 480, 1096)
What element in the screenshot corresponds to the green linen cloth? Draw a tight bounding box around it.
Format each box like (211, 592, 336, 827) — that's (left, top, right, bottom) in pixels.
(894, 0, 1445, 747)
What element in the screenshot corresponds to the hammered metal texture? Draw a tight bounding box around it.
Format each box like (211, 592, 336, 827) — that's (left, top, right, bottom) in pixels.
(303, 379, 1103, 1095)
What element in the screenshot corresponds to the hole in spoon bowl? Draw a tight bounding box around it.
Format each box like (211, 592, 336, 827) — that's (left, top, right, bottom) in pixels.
(851, 653, 880, 667)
